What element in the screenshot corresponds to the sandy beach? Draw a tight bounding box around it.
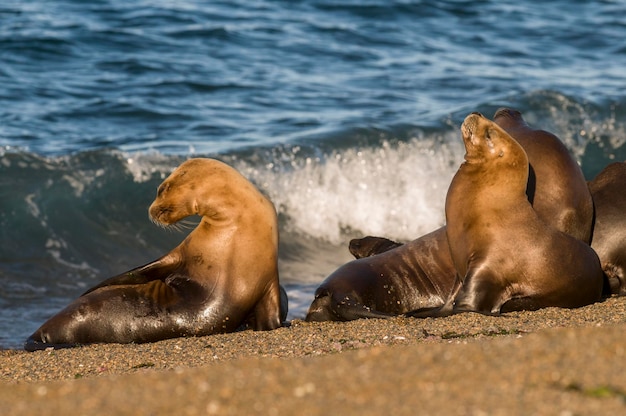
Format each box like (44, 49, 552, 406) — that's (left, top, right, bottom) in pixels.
(2, 296, 626, 415)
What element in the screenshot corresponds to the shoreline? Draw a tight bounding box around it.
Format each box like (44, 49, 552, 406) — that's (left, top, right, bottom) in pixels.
(2, 296, 626, 414)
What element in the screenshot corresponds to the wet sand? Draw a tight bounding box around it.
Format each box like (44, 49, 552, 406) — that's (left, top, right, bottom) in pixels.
(2, 296, 626, 415)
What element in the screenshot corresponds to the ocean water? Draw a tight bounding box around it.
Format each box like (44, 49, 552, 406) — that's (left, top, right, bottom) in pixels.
(1, 0, 626, 349)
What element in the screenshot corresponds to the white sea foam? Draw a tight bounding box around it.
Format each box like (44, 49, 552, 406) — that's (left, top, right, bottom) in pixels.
(123, 151, 182, 183)
(242, 134, 464, 244)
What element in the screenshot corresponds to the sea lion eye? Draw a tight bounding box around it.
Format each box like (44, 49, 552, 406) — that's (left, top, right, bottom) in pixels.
(157, 183, 170, 197)
(485, 130, 496, 150)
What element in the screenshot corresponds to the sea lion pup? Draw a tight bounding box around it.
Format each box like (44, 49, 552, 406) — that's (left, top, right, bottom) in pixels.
(306, 228, 459, 321)
(348, 236, 403, 259)
(588, 161, 626, 295)
(409, 113, 603, 317)
(25, 158, 287, 351)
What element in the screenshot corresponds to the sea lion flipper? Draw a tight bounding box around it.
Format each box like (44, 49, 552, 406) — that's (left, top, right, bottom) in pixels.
(332, 304, 396, 320)
(244, 282, 285, 331)
(405, 274, 461, 318)
(81, 254, 181, 296)
(279, 284, 289, 322)
(24, 338, 79, 352)
(348, 236, 403, 259)
(405, 296, 455, 318)
(307, 290, 395, 321)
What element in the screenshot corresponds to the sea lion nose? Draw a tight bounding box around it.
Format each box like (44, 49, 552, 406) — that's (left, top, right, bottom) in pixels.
(462, 112, 482, 136)
(24, 335, 43, 352)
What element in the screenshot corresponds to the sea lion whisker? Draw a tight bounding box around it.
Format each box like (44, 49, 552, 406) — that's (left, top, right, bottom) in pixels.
(149, 215, 169, 229)
(159, 222, 186, 233)
(157, 218, 199, 233)
(177, 219, 199, 230)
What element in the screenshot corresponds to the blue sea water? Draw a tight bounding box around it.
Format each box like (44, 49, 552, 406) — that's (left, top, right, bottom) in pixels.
(1, 0, 626, 349)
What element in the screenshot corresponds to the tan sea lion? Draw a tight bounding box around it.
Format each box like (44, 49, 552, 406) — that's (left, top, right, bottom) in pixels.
(25, 158, 287, 351)
(410, 112, 603, 316)
(588, 161, 626, 295)
(307, 108, 595, 322)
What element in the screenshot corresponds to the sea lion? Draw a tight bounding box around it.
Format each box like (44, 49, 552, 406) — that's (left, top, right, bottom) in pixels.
(307, 108, 596, 322)
(493, 107, 593, 243)
(588, 161, 626, 295)
(410, 112, 603, 316)
(306, 228, 459, 321)
(25, 158, 287, 351)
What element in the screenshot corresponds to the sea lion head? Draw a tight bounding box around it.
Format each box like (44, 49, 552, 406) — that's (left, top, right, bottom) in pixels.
(460, 112, 528, 169)
(493, 107, 529, 131)
(149, 158, 237, 226)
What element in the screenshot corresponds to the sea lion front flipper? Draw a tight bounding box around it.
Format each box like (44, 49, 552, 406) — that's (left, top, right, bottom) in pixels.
(243, 282, 286, 331)
(331, 304, 396, 321)
(279, 284, 289, 322)
(306, 290, 395, 321)
(81, 253, 181, 296)
(404, 303, 453, 319)
(348, 236, 403, 259)
(404, 277, 460, 318)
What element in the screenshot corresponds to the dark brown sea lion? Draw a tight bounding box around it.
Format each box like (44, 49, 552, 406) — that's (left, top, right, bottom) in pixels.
(25, 158, 287, 351)
(306, 228, 459, 321)
(588, 161, 626, 295)
(307, 108, 596, 322)
(411, 112, 603, 316)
